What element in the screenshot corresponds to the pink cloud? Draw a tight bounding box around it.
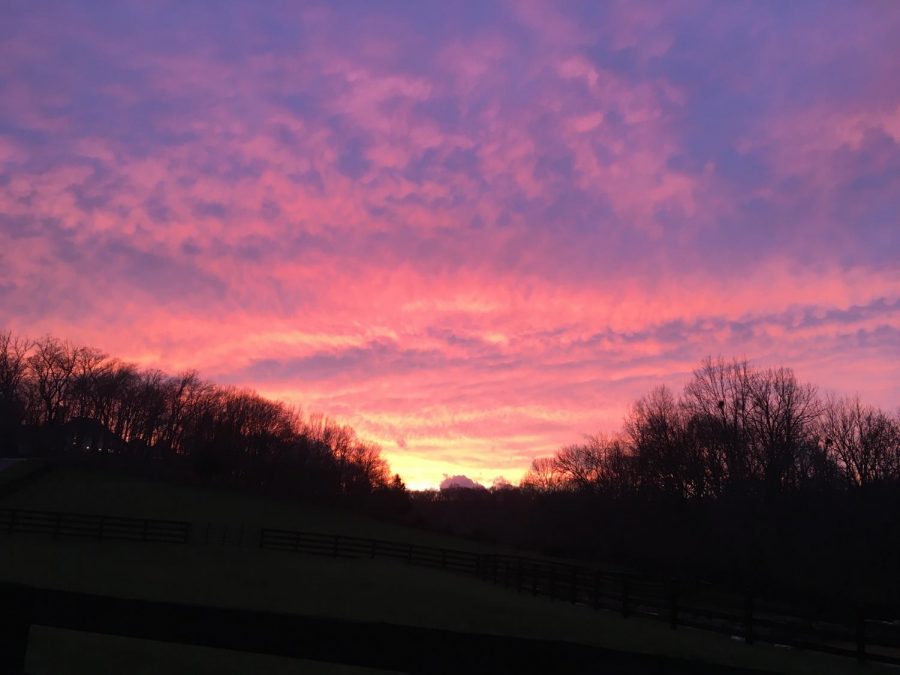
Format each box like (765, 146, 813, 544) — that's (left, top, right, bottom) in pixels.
(2, 1, 898, 489)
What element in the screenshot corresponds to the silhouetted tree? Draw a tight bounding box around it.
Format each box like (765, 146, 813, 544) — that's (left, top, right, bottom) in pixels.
(682, 357, 754, 496)
(26, 337, 79, 427)
(3, 330, 395, 499)
(418, 355, 900, 606)
(821, 395, 899, 486)
(521, 456, 563, 492)
(0, 332, 30, 454)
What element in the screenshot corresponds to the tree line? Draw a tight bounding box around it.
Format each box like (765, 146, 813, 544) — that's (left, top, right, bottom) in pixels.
(414, 358, 900, 607)
(522, 358, 900, 498)
(0, 331, 404, 501)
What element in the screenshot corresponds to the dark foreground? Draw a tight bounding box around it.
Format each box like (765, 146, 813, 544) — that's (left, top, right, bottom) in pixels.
(3, 584, 767, 675)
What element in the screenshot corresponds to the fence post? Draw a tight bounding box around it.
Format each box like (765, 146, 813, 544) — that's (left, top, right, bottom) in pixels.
(406, 544, 413, 564)
(54, 512, 62, 538)
(621, 577, 630, 618)
(332, 535, 340, 558)
(97, 516, 106, 539)
(7, 509, 15, 534)
(516, 557, 524, 592)
(141, 519, 149, 542)
(531, 564, 538, 596)
(668, 582, 678, 630)
(570, 567, 578, 604)
(743, 593, 754, 644)
(370, 540, 377, 559)
(592, 571, 600, 610)
(258, 528, 265, 549)
(856, 608, 866, 662)
(441, 549, 447, 569)
(0, 583, 32, 675)
(549, 566, 557, 600)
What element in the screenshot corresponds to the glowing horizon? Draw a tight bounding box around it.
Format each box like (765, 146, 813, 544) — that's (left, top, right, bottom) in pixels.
(2, 2, 899, 489)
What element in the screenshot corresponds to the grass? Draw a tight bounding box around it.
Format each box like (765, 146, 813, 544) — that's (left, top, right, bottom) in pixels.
(27, 627, 406, 675)
(0, 465, 890, 675)
(1, 466, 504, 551)
(0, 458, 49, 491)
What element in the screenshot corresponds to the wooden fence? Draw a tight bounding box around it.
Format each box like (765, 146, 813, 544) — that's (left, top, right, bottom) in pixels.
(475, 553, 900, 665)
(259, 527, 900, 666)
(260, 527, 480, 572)
(0, 507, 191, 544)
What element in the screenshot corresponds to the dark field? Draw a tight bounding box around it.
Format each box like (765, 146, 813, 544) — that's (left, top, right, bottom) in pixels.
(0, 463, 887, 674)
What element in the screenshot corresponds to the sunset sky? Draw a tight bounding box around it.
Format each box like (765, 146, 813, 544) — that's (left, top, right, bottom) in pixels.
(2, 1, 898, 488)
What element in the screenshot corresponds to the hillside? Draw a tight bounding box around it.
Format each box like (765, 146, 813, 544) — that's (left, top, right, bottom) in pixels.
(0, 463, 885, 675)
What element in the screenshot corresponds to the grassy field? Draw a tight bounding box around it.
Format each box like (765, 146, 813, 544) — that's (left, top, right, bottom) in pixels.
(0, 465, 888, 675)
(0, 457, 50, 494)
(28, 627, 406, 675)
(1, 465, 507, 551)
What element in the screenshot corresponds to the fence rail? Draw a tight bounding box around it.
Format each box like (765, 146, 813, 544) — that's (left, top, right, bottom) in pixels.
(0, 507, 191, 544)
(259, 528, 480, 573)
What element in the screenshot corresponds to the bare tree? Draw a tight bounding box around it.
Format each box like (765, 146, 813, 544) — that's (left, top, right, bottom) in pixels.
(345, 440, 390, 493)
(0, 331, 31, 452)
(0, 331, 30, 404)
(520, 436, 630, 495)
(625, 386, 698, 498)
(26, 337, 79, 425)
(820, 395, 899, 486)
(584, 434, 635, 497)
(553, 442, 603, 492)
(683, 357, 754, 495)
(745, 367, 821, 495)
(69, 347, 109, 419)
(521, 457, 564, 493)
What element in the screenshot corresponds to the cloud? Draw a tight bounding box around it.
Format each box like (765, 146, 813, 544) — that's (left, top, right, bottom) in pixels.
(439, 475, 485, 491)
(1, 1, 898, 489)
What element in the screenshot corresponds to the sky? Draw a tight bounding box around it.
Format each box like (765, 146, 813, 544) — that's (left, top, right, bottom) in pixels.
(1, 1, 899, 489)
